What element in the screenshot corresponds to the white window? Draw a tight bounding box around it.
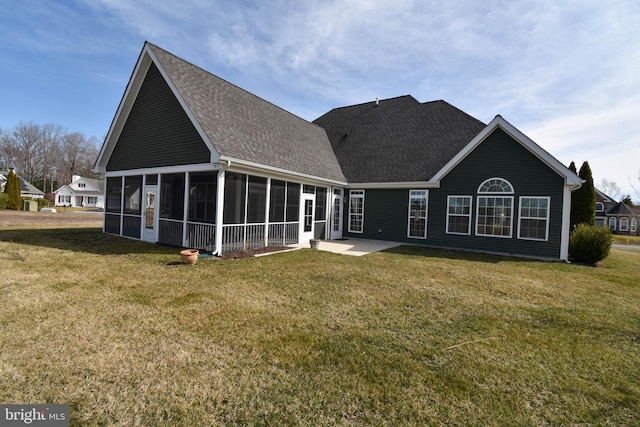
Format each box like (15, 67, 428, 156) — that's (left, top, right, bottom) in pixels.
(620, 218, 629, 232)
(78, 183, 86, 188)
(476, 178, 514, 238)
(348, 190, 365, 233)
(518, 197, 550, 241)
(58, 195, 71, 204)
(595, 202, 604, 212)
(609, 217, 617, 230)
(631, 218, 637, 233)
(407, 190, 428, 238)
(447, 196, 472, 235)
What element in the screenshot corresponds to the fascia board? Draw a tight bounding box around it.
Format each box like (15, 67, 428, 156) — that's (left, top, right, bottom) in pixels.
(344, 181, 439, 189)
(219, 156, 348, 187)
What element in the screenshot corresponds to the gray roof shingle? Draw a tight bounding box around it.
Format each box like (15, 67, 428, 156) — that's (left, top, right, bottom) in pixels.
(313, 96, 486, 183)
(147, 43, 346, 183)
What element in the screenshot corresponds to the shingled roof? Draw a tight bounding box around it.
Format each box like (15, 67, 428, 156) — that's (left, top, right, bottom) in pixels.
(313, 96, 486, 183)
(146, 43, 346, 183)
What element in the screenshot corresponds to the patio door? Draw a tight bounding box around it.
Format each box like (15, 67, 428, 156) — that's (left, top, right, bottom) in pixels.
(330, 188, 343, 239)
(142, 185, 158, 242)
(300, 193, 315, 243)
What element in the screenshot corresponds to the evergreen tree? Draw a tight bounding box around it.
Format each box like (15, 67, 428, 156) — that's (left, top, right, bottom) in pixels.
(570, 161, 596, 229)
(569, 161, 579, 229)
(4, 169, 22, 210)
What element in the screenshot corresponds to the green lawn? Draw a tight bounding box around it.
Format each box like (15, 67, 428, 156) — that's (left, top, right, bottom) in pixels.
(1, 225, 639, 426)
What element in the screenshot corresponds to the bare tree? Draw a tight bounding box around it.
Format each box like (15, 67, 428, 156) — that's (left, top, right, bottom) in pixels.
(59, 132, 99, 183)
(598, 178, 621, 200)
(2, 121, 42, 183)
(39, 123, 64, 194)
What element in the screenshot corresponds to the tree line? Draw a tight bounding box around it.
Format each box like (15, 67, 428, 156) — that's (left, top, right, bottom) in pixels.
(0, 121, 100, 194)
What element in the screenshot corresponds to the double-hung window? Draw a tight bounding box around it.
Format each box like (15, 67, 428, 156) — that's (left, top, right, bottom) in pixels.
(408, 190, 428, 238)
(518, 197, 550, 240)
(348, 190, 365, 233)
(476, 178, 514, 238)
(447, 196, 472, 235)
(620, 218, 629, 232)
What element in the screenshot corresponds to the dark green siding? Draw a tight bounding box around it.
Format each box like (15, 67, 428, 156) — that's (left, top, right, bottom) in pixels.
(344, 128, 567, 259)
(106, 63, 211, 171)
(429, 128, 565, 259)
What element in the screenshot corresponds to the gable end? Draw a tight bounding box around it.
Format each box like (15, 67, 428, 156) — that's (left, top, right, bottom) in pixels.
(105, 63, 211, 171)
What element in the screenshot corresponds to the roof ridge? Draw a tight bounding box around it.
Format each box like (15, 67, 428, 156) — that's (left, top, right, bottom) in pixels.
(146, 42, 324, 130)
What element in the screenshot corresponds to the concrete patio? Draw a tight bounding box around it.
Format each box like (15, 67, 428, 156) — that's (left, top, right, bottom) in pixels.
(291, 238, 402, 256)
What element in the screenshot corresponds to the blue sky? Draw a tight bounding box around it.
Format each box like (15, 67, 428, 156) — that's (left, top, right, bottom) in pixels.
(1, 0, 639, 199)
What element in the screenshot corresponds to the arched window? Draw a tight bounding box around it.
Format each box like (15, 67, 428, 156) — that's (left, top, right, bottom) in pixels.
(595, 202, 604, 212)
(476, 178, 514, 238)
(478, 178, 514, 194)
(609, 217, 617, 231)
(631, 218, 637, 233)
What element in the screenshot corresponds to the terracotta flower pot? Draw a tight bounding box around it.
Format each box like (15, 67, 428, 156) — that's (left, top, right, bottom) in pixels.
(180, 249, 199, 264)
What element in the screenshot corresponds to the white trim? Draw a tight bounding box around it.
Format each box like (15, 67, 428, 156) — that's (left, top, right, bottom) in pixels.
(477, 177, 514, 194)
(609, 217, 617, 230)
(407, 189, 428, 239)
(345, 181, 438, 189)
(348, 190, 365, 234)
(219, 156, 347, 187)
(560, 186, 572, 261)
(431, 115, 583, 189)
(517, 196, 550, 241)
(103, 163, 218, 177)
(446, 195, 473, 235)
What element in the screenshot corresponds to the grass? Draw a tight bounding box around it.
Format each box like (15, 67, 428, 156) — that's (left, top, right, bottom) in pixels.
(612, 234, 640, 246)
(1, 223, 639, 426)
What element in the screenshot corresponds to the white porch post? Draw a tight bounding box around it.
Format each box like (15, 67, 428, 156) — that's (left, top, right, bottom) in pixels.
(215, 169, 225, 254)
(264, 178, 271, 248)
(182, 172, 190, 247)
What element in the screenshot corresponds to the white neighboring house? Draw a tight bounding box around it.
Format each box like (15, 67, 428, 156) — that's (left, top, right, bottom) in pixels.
(54, 175, 105, 209)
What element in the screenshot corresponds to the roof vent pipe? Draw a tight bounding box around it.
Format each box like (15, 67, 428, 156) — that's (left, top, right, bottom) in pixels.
(375, 97, 379, 106)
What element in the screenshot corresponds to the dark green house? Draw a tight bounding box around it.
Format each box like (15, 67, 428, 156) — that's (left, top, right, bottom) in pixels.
(94, 42, 582, 261)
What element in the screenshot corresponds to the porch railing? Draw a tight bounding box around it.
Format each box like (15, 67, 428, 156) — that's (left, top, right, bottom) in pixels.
(186, 221, 216, 252)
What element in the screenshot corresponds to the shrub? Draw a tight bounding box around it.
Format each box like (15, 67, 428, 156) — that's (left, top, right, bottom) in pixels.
(569, 224, 613, 265)
(37, 198, 50, 209)
(0, 193, 8, 209)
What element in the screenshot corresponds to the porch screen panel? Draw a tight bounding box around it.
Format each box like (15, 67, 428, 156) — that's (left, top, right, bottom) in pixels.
(314, 187, 327, 239)
(223, 173, 247, 224)
(269, 180, 286, 222)
(158, 173, 185, 247)
(188, 172, 217, 224)
(160, 173, 185, 220)
(123, 176, 142, 214)
(286, 183, 300, 222)
(106, 177, 122, 213)
(247, 176, 267, 223)
(122, 215, 141, 238)
(104, 213, 121, 234)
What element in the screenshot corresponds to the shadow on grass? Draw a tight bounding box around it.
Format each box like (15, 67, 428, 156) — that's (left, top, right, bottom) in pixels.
(0, 227, 177, 256)
(381, 244, 540, 264)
